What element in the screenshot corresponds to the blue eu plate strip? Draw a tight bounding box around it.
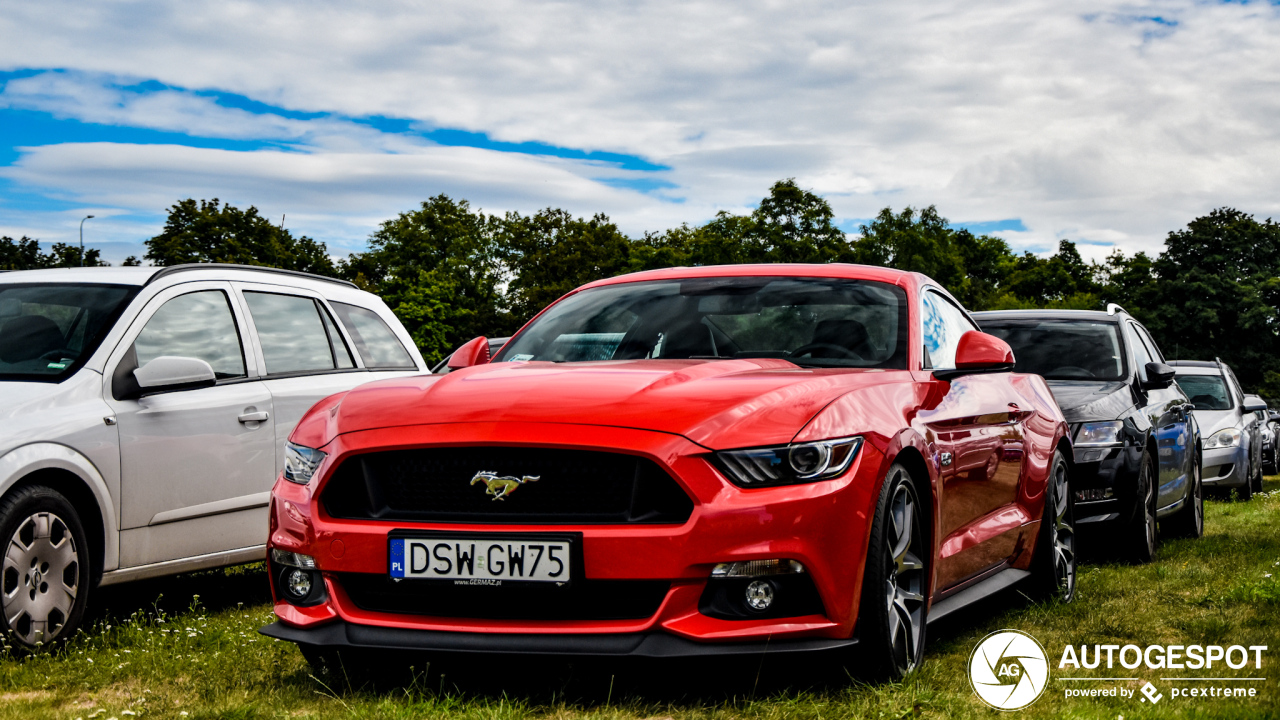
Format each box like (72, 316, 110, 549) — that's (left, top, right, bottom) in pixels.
(389, 538, 405, 578)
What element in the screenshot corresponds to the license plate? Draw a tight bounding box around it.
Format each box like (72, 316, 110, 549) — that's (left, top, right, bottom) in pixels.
(389, 536, 572, 584)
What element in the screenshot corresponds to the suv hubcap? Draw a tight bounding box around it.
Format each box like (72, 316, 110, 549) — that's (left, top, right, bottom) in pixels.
(884, 477, 925, 671)
(3, 512, 79, 646)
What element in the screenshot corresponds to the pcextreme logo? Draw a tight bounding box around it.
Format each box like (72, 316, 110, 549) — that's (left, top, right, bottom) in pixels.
(969, 630, 1051, 710)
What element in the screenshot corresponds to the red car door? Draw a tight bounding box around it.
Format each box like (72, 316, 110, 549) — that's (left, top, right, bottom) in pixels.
(919, 289, 1028, 591)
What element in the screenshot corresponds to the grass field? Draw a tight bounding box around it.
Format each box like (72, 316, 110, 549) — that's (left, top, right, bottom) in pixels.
(2, 480, 1277, 720)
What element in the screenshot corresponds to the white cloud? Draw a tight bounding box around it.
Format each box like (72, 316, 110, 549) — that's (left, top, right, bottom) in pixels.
(1, 0, 1279, 257)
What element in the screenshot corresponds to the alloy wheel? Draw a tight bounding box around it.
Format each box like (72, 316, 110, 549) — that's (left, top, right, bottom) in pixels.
(2, 512, 79, 646)
(1049, 458, 1076, 601)
(883, 476, 925, 672)
(1192, 458, 1203, 536)
(1142, 461, 1157, 556)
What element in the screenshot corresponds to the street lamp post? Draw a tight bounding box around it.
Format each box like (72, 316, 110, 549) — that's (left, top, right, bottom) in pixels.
(79, 215, 95, 267)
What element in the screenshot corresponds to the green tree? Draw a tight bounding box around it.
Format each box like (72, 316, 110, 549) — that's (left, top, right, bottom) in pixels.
(145, 199, 336, 276)
(499, 208, 633, 323)
(1, 236, 107, 269)
(351, 195, 506, 363)
(1139, 208, 1280, 395)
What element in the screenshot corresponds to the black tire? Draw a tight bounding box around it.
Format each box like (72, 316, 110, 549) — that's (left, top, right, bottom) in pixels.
(1165, 451, 1204, 539)
(848, 463, 927, 681)
(1125, 450, 1158, 563)
(1252, 462, 1264, 495)
(1237, 471, 1253, 502)
(1030, 451, 1075, 602)
(0, 485, 93, 651)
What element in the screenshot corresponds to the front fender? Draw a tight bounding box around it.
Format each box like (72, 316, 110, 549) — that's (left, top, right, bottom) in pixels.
(0, 442, 119, 574)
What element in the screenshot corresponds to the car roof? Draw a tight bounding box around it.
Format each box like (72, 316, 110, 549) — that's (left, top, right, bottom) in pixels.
(971, 309, 1121, 322)
(1169, 360, 1225, 376)
(0, 263, 356, 290)
(578, 263, 925, 291)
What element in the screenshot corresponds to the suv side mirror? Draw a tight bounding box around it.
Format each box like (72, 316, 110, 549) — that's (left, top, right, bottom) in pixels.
(1141, 362, 1177, 389)
(933, 331, 1015, 381)
(133, 356, 217, 395)
(446, 336, 491, 370)
(1243, 397, 1268, 413)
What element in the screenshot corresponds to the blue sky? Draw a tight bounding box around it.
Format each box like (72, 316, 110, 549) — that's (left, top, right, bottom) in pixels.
(2, 1, 1278, 264)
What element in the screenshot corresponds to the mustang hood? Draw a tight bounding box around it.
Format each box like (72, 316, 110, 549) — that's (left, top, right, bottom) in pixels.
(319, 359, 898, 450)
(1045, 380, 1135, 424)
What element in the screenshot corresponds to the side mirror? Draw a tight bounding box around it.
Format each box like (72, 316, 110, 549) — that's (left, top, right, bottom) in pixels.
(1141, 362, 1177, 390)
(133, 356, 216, 394)
(1243, 397, 1268, 413)
(446, 336, 491, 370)
(933, 331, 1015, 381)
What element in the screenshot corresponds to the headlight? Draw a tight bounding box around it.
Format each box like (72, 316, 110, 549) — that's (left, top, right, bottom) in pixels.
(283, 442, 327, 484)
(1207, 428, 1242, 449)
(713, 436, 863, 487)
(1075, 421, 1125, 446)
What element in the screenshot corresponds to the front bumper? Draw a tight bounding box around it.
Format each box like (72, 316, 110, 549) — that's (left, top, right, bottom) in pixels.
(1069, 443, 1143, 528)
(260, 618, 858, 657)
(1202, 445, 1248, 488)
(264, 421, 888, 650)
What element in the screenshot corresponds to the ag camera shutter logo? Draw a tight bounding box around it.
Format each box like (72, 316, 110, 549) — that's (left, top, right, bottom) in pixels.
(969, 629, 1051, 710)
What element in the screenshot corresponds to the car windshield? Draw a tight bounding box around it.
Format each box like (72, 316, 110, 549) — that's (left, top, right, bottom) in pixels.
(980, 319, 1125, 380)
(494, 276, 909, 369)
(1175, 374, 1233, 411)
(0, 283, 138, 382)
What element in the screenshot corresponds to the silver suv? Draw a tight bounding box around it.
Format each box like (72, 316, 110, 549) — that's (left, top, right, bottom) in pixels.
(1169, 360, 1266, 500)
(0, 264, 426, 648)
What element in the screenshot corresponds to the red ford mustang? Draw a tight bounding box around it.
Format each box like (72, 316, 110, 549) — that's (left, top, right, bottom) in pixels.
(261, 264, 1075, 679)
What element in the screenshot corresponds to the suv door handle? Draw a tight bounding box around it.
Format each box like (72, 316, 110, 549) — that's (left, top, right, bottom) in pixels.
(238, 411, 270, 423)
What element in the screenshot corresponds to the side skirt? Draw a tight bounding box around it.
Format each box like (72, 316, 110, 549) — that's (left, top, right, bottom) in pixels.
(926, 568, 1031, 625)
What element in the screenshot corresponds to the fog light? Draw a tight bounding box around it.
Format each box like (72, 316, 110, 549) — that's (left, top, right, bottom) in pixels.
(285, 569, 312, 599)
(745, 580, 774, 611)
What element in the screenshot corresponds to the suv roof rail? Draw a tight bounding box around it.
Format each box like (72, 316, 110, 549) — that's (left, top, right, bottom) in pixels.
(1106, 303, 1126, 316)
(144, 263, 358, 290)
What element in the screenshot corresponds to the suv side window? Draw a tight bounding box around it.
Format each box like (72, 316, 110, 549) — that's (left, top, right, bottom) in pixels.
(244, 292, 355, 375)
(921, 289, 977, 369)
(1126, 322, 1154, 381)
(1224, 366, 1246, 404)
(332, 302, 416, 369)
(1135, 325, 1165, 363)
(134, 290, 246, 379)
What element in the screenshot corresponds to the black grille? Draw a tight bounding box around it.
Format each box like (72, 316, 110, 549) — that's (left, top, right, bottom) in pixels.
(337, 573, 670, 621)
(321, 447, 694, 524)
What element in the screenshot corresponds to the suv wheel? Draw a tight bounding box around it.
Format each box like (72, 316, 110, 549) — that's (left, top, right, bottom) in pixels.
(1165, 451, 1203, 539)
(1126, 451, 1158, 563)
(1031, 451, 1075, 602)
(849, 463, 927, 680)
(0, 485, 92, 651)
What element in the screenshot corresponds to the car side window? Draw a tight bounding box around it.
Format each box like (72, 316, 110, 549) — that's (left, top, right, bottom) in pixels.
(1126, 323, 1154, 381)
(1224, 367, 1245, 404)
(244, 292, 355, 375)
(134, 290, 246, 379)
(921, 290, 977, 369)
(331, 302, 416, 369)
(1135, 325, 1165, 363)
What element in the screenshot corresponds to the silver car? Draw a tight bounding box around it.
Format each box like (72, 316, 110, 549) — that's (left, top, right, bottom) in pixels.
(1169, 360, 1266, 500)
(0, 264, 427, 648)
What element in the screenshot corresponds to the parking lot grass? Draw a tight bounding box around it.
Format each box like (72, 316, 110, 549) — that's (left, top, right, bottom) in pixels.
(2, 479, 1278, 720)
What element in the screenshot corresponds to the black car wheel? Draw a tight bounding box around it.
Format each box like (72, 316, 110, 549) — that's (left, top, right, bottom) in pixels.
(1252, 462, 1265, 495)
(1031, 451, 1075, 602)
(0, 485, 92, 651)
(1165, 451, 1203, 539)
(850, 463, 927, 680)
(1125, 450, 1158, 563)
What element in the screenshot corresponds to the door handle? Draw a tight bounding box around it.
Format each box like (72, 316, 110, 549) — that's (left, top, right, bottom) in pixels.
(238, 411, 270, 423)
